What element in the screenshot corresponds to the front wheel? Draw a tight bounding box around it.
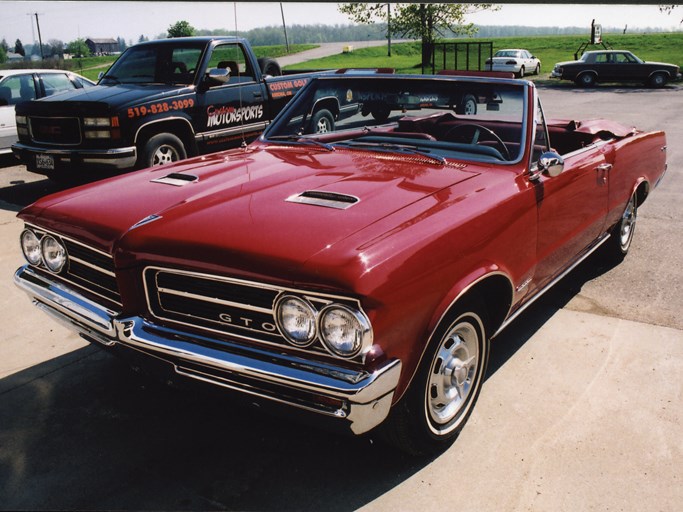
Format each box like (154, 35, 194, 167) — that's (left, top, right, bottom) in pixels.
(139, 133, 187, 168)
(382, 302, 490, 455)
(576, 73, 596, 87)
(649, 72, 667, 88)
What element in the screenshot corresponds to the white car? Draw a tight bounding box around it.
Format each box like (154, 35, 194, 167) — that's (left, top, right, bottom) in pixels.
(0, 69, 94, 154)
(485, 49, 541, 78)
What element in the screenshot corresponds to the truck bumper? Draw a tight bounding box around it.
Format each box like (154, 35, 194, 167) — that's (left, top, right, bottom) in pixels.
(14, 265, 401, 435)
(11, 142, 137, 173)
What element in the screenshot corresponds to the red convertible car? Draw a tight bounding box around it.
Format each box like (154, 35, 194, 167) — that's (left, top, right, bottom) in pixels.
(15, 74, 667, 454)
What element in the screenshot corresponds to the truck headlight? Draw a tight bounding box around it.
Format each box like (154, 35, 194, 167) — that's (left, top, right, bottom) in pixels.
(40, 235, 67, 273)
(83, 117, 111, 127)
(319, 305, 372, 358)
(20, 229, 42, 265)
(275, 295, 317, 346)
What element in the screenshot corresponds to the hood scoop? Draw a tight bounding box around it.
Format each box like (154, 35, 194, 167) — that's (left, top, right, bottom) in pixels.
(286, 190, 359, 210)
(151, 172, 199, 187)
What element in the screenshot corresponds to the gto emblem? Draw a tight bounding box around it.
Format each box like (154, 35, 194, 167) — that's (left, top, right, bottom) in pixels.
(218, 313, 277, 332)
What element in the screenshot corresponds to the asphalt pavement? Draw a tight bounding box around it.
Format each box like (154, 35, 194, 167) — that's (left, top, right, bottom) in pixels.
(0, 83, 681, 511)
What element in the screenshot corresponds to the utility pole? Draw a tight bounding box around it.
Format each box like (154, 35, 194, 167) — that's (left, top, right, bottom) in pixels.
(386, 3, 391, 57)
(280, 3, 290, 53)
(31, 12, 44, 59)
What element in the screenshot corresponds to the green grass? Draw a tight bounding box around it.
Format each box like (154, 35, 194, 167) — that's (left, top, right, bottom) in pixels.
(285, 32, 683, 78)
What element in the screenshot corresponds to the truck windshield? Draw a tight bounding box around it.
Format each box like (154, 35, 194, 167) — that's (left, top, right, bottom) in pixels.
(264, 75, 528, 164)
(101, 43, 204, 86)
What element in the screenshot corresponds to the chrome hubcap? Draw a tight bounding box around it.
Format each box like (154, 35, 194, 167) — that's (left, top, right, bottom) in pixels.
(153, 145, 179, 165)
(316, 118, 330, 133)
(428, 321, 479, 426)
(619, 195, 637, 249)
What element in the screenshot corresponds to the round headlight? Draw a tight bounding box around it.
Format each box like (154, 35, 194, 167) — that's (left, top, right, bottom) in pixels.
(20, 230, 42, 266)
(275, 295, 317, 346)
(40, 235, 67, 273)
(319, 305, 372, 358)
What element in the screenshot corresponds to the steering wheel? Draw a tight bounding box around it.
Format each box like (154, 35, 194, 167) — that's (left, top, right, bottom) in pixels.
(443, 123, 511, 161)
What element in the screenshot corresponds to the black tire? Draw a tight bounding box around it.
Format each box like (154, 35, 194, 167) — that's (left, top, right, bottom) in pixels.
(518, 66, 525, 78)
(371, 105, 392, 123)
(576, 73, 596, 87)
(308, 109, 334, 134)
(257, 57, 282, 77)
(534, 64, 541, 75)
(455, 93, 477, 116)
(139, 133, 187, 169)
(382, 300, 490, 455)
(649, 72, 668, 88)
(603, 192, 637, 263)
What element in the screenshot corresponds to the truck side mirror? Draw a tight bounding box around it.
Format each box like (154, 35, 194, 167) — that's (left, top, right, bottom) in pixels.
(206, 68, 230, 85)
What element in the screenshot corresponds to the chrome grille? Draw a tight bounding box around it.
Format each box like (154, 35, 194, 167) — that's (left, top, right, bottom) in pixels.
(144, 267, 359, 354)
(30, 116, 81, 145)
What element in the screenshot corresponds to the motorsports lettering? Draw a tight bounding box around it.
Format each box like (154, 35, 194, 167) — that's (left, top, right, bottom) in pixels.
(207, 104, 264, 128)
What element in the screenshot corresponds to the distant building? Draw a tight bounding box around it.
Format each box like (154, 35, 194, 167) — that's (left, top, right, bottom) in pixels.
(85, 38, 119, 55)
(6, 51, 24, 62)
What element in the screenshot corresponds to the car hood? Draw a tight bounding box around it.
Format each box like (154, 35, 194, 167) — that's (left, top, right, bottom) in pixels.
(15, 83, 193, 115)
(20, 144, 480, 276)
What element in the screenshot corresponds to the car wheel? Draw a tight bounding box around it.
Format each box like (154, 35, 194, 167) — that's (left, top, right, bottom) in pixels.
(534, 64, 541, 75)
(576, 73, 596, 87)
(603, 192, 637, 263)
(518, 66, 525, 78)
(140, 133, 187, 168)
(381, 300, 490, 455)
(309, 108, 334, 134)
(649, 72, 667, 88)
(456, 93, 477, 115)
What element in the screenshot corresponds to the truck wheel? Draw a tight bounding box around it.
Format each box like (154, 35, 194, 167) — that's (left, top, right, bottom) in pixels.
(381, 300, 490, 455)
(309, 109, 334, 134)
(258, 57, 282, 77)
(140, 133, 187, 168)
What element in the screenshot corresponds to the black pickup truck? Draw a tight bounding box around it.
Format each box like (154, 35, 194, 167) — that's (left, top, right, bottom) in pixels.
(12, 37, 320, 179)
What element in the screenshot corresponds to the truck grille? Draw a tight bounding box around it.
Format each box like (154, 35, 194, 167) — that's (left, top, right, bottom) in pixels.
(143, 267, 358, 355)
(30, 116, 81, 145)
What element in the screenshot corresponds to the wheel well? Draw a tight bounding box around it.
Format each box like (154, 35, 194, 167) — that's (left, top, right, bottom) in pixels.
(455, 274, 514, 336)
(135, 120, 197, 156)
(635, 180, 650, 207)
(312, 97, 340, 119)
(577, 71, 597, 80)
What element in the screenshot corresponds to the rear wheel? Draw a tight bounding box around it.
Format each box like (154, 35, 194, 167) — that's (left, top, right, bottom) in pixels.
(603, 192, 637, 263)
(309, 109, 334, 134)
(382, 301, 490, 455)
(518, 66, 525, 78)
(139, 133, 187, 169)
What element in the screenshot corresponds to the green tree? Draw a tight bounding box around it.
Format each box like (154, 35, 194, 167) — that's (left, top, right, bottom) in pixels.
(15, 38, 25, 56)
(67, 38, 90, 58)
(167, 20, 196, 38)
(47, 39, 65, 58)
(0, 45, 6, 65)
(339, 3, 499, 64)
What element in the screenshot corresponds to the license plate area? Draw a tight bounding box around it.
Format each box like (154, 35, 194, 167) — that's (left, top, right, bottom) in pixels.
(36, 154, 55, 170)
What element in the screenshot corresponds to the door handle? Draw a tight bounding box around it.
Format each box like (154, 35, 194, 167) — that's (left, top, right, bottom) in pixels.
(596, 163, 612, 172)
(253, 91, 263, 98)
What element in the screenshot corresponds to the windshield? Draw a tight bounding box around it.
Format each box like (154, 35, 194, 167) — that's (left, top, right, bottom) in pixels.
(100, 42, 204, 85)
(264, 75, 528, 164)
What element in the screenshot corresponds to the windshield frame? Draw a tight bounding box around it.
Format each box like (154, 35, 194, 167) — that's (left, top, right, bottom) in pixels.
(262, 74, 530, 166)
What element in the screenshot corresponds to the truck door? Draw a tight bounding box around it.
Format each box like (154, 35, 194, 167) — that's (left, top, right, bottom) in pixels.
(195, 42, 267, 153)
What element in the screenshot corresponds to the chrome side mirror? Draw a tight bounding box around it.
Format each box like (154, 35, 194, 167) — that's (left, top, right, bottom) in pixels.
(206, 67, 230, 84)
(530, 151, 564, 180)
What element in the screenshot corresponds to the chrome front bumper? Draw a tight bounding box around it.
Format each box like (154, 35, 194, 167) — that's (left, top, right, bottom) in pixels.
(14, 265, 401, 435)
(12, 142, 137, 171)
